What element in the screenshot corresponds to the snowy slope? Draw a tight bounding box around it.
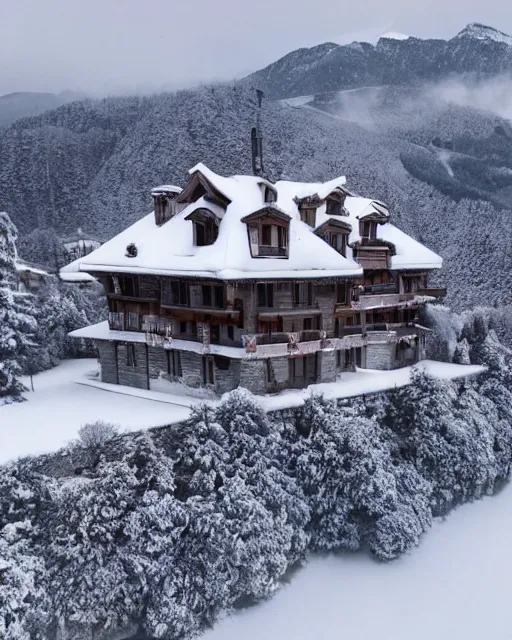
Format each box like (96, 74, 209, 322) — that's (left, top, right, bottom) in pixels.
(0, 360, 189, 464)
(203, 483, 512, 640)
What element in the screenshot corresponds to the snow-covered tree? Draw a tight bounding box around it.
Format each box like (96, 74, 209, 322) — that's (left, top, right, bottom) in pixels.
(0, 530, 48, 640)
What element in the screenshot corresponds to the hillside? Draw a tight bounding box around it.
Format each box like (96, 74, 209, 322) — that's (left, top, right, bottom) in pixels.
(245, 23, 512, 98)
(0, 91, 80, 128)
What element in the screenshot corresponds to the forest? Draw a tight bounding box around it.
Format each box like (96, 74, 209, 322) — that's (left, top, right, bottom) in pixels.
(1, 297, 512, 640)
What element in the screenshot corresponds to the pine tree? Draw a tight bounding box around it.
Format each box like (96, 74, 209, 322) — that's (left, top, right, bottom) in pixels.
(0, 212, 37, 404)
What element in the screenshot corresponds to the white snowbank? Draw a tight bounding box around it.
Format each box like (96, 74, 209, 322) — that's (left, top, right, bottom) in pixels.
(0, 358, 483, 465)
(0, 360, 189, 465)
(202, 483, 512, 640)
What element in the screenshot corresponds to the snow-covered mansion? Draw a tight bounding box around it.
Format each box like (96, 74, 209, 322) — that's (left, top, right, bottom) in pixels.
(68, 163, 445, 395)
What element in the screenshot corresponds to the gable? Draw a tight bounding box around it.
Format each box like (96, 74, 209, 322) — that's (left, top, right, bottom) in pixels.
(176, 171, 231, 209)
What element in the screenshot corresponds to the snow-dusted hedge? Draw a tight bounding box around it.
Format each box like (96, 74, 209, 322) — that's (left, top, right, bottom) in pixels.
(1, 307, 512, 640)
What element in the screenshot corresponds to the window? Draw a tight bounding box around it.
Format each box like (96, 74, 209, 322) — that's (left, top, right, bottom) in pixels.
(326, 197, 342, 216)
(202, 285, 212, 307)
(261, 224, 272, 246)
(300, 208, 316, 227)
(227, 325, 234, 341)
(258, 224, 287, 256)
(167, 350, 182, 377)
(194, 220, 218, 246)
(257, 283, 274, 308)
(328, 231, 347, 256)
(169, 280, 189, 306)
(293, 282, 313, 307)
(258, 319, 282, 335)
(277, 226, 287, 249)
(359, 220, 377, 241)
(264, 186, 277, 203)
(111, 276, 138, 297)
(126, 344, 136, 367)
(210, 324, 220, 344)
(303, 317, 312, 331)
(127, 312, 139, 330)
(201, 285, 224, 308)
(180, 321, 187, 334)
(336, 282, 349, 304)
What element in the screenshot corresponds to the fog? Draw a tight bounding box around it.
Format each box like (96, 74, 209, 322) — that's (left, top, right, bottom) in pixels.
(1, 0, 512, 96)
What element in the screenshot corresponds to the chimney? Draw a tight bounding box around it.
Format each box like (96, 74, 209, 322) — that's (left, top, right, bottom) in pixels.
(251, 89, 265, 177)
(151, 185, 182, 226)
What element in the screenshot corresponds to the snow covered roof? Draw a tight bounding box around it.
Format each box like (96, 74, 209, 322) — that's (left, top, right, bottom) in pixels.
(151, 185, 182, 195)
(60, 257, 97, 283)
(75, 164, 442, 280)
(15, 262, 49, 276)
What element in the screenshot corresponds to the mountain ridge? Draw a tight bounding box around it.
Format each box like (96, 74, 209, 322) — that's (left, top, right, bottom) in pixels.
(245, 23, 512, 99)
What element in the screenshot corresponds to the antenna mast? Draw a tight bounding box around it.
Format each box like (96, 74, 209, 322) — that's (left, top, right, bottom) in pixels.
(251, 89, 265, 177)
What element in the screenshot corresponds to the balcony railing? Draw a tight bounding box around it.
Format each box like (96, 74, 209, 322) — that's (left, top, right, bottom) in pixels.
(255, 330, 323, 346)
(362, 283, 397, 295)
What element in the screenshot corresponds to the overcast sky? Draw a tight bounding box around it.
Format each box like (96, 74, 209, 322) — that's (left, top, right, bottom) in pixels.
(1, 0, 512, 96)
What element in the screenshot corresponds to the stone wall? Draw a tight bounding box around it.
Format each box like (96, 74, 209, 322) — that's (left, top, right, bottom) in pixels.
(117, 343, 149, 389)
(213, 356, 241, 394)
(269, 356, 290, 391)
(315, 284, 336, 335)
(239, 359, 267, 394)
(366, 342, 395, 370)
(318, 349, 337, 382)
(181, 352, 203, 387)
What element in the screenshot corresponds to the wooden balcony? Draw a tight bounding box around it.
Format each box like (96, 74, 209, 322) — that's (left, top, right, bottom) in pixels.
(417, 287, 447, 298)
(255, 330, 323, 345)
(351, 292, 416, 310)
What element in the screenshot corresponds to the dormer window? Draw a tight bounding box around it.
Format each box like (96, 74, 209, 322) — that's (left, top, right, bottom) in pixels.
(359, 220, 377, 242)
(264, 186, 277, 204)
(327, 231, 347, 257)
(300, 207, 316, 228)
(242, 206, 290, 258)
(185, 208, 219, 247)
(315, 219, 352, 258)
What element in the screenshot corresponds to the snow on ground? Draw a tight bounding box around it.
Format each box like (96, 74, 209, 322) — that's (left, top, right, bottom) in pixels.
(203, 484, 512, 640)
(0, 359, 190, 465)
(0, 359, 484, 464)
(262, 360, 485, 411)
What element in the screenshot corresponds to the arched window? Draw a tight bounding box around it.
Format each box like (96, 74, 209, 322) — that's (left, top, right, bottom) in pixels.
(185, 208, 220, 246)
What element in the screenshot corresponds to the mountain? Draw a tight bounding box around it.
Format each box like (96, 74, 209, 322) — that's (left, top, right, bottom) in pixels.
(0, 91, 82, 128)
(246, 23, 512, 98)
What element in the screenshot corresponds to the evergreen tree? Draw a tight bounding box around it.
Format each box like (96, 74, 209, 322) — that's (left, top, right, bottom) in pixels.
(0, 213, 37, 404)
